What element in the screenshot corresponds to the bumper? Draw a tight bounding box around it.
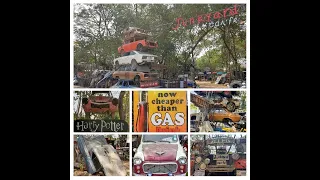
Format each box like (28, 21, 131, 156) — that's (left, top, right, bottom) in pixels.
(133, 173, 187, 176)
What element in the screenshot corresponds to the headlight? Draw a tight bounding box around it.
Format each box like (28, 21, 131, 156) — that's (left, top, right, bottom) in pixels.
(133, 158, 142, 165)
(178, 157, 187, 164)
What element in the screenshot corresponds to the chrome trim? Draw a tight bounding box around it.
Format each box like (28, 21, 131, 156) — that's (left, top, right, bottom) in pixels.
(142, 162, 178, 174)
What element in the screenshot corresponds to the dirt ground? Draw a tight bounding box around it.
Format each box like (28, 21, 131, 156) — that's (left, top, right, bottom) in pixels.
(196, 80, 228, 88)
(74, 160, 130, 176)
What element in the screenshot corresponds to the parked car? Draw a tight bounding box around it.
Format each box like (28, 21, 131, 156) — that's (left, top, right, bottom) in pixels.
(132, 135, 187, 176)
(113, 51, 158, 71)
(208, 108, 241, 123)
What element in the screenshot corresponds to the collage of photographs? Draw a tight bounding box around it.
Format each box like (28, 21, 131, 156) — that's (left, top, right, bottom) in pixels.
(71, 1, 248, 178)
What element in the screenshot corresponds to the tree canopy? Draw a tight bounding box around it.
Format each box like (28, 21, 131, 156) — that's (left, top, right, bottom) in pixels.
(74, 4, 246, 79)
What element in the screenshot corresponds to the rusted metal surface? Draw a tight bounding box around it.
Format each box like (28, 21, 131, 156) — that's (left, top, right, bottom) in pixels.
(76, 135, 127, 176)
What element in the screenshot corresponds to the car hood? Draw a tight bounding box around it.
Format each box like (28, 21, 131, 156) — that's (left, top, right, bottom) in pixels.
(142, 144, 178, 161)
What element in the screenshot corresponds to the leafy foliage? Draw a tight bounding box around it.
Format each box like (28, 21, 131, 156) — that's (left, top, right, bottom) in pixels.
(74, 4, 246, 79)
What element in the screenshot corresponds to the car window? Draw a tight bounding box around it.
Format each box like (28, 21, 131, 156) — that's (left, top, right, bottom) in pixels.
(123, 52, 130, 56)
(129, 51, 136, 55)
(118, 66, 125, 71)
(220, 109, 226, 113)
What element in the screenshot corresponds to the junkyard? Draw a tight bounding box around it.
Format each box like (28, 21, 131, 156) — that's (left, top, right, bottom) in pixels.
(190, 134, 246, 176)
(74, 135, 130, 176)
(73, 4, 246, 89)
(190, 91, 246, 132)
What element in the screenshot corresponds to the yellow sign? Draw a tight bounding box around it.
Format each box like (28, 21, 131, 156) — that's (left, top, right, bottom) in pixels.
(147, 91, 187, 132)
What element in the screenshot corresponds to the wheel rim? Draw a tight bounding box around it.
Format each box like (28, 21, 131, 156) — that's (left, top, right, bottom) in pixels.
(227, 103, 235, 111)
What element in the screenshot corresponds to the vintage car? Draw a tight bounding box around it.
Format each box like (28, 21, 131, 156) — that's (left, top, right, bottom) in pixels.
(113, 51, 158, 71)
(133, 135, 187, 176)
(82, 92, 118, 117)
(208, 108, 241, 123)
(118, 27, 158, 55)
(118, 39, 158, 55)
(112, 71, 159, 84)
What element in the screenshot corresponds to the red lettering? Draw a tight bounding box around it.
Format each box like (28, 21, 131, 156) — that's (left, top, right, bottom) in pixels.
(182, 19, 188, 27)
(205, 13, 211, 22)
(223, 4, 238, 17)
(197, 15, 205, 24)
(172, 17, 184, 30)
(189, 17, 195, 25)
(213, 12, 222, 19)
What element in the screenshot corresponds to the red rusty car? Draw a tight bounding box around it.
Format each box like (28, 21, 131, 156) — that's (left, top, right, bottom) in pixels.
(82, 92, 119, 118)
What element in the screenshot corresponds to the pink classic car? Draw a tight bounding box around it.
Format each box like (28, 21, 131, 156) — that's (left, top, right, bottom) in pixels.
(132, 135, 187, 176)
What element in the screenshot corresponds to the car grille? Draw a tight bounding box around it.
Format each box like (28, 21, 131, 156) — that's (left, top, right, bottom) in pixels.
(143, 163, 177, 174)
(149, 42, 156, 46)
(91, 103, 110, 108)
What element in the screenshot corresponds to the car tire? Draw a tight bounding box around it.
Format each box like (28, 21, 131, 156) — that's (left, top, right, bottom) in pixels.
(133, 75, 140, 87)
(115, 61, 120, 70)
(136, 43, 143, 52)
(226, 102, 236, 112)
(112, 98, 119, 106)
(223, 118, 232, 125)
(131, 59, 138, 71)
(232, 84, 240, 88)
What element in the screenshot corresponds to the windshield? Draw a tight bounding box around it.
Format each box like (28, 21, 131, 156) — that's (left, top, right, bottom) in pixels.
(142, 135, 178, 143)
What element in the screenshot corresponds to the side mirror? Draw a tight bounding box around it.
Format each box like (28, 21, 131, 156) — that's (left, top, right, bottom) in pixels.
(133, 148, 137, 153)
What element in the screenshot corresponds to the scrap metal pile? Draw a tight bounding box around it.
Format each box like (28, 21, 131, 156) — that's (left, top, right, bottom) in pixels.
(190, 135, 246, 176)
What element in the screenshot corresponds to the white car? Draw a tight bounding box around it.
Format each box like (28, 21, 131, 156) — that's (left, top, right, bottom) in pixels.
(113, 51, 158, 71)
(132, 135, 187, 176)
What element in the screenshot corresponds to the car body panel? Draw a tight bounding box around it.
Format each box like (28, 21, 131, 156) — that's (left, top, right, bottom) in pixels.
(209, 108, 241, 122)
(112, 71, 158, 81)
(114, 51, 158, 65)
(118, 39, 158, 54)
